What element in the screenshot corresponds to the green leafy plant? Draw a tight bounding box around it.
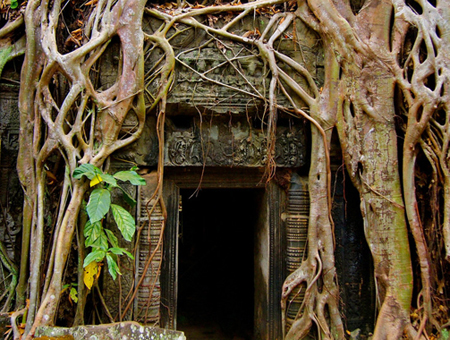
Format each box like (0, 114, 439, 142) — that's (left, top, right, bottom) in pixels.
(73, 164, 145, 285)
(62, 283, 78, 304)
(10, 0, 18, 9)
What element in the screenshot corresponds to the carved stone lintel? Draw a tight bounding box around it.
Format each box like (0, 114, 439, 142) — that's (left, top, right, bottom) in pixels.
(164, 116, 306, 168)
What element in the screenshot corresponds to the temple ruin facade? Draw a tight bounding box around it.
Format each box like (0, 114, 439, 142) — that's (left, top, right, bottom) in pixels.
(0, 13, 374, 339)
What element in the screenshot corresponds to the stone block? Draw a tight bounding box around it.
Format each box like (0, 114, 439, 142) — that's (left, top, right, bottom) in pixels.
(35, 322, 186, 340)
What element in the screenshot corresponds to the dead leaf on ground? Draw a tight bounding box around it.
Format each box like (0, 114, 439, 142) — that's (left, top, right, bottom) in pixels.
(223, 13, 233, 22)
(243, 28, 261, 40)
(207, 14, 218, 27)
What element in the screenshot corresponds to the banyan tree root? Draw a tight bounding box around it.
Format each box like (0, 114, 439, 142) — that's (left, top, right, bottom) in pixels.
(18, 0, 149, 336)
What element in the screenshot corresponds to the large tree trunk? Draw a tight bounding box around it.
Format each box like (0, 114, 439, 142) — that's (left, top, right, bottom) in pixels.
(304, 0, 414, 335)
(337, 65, 413, 338)
(359, 121, 412, 339)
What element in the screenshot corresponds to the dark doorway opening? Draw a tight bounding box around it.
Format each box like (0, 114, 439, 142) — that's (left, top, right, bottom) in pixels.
(177, 188, 262, 340)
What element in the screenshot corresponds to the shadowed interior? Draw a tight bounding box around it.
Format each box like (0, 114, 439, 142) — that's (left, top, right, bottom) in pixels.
(177, 189, 262, 340)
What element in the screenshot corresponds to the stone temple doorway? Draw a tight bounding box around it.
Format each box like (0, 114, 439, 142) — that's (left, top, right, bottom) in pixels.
(154, 168, 286, 340)
(177, 188, 263, 339)
(134, 168, 374, 338)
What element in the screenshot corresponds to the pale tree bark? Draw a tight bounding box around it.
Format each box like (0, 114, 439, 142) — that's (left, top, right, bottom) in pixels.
(309, 0, 414, 337)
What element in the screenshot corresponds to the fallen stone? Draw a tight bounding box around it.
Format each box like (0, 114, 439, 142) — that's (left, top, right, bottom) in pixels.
(35, 322, 186, 340)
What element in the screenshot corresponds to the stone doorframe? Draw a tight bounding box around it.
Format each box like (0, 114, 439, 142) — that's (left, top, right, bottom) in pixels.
(158, 167, 286, 340)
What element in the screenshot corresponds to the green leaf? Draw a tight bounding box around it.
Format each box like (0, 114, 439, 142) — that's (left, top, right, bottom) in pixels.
(109, 247, 134, 260)
(70, 287, 78, 303)
(109, 247, 124, 255)
(118, 186, 137, 207)
(87, 188, 111, 223)
(110, 204, 135, 241)
(90, 231, 108, 250)
(84, 220, 103, 239)
(105, 229, 119, 248)
(73, 164, 102, 180)
(123, 249, 134, 260)
(106, 253, 121, 280)
(10, 0, 18, 9)
(113, 171, 146, 186)
(83, 249, 106, 267)
(100, 173, 118, 187)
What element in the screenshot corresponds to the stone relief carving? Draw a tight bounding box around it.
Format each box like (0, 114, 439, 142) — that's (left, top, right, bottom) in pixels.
(0, 85, 22, 264)
(152, 16, 323, 116)
(168, 131, 203, 166)
(0, 88, 20, 151)
(275, 132, 305, 167)
(169, 47, 273, 115)
(123, 16, 320, 169)
(165, 116, 306, 168)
